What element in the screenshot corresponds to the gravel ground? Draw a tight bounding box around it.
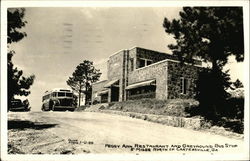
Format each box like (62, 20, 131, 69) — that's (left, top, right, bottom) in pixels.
(7, 111, 245, 155)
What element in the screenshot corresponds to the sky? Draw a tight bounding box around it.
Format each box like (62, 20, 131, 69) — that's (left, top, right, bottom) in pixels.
(9, 7, 244, 111)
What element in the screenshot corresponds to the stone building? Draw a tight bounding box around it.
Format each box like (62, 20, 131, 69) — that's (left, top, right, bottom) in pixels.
(91, 47, 202, 104)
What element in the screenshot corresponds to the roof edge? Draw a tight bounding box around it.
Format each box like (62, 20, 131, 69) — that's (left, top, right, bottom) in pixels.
(92, 80, 108, 85)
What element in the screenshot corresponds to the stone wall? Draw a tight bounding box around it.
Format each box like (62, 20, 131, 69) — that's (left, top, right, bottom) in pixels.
(107, 50, 126, 102)
(127, 48, 137, 72)
(136, 47, 177, 65)
(107, 50, 124, 81)
(128, 60, 169, 100)
(167, 61, 202, 99)
(97, 110, 202, 130)
(91, 47, 203, 103)
(91, 80, 108, 103)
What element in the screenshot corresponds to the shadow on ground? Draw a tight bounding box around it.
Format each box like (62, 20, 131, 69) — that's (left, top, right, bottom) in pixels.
(8, 119, 57, 130)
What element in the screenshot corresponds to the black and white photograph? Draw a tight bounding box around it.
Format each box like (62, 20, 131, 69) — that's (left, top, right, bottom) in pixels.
(1, 1, 249, 161)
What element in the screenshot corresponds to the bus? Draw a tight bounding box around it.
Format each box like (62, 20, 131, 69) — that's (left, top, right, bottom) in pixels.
(41, 88, 76, 111)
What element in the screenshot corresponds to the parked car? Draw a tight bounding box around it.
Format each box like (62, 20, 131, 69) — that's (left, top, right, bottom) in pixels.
(9, 99, 31, 112)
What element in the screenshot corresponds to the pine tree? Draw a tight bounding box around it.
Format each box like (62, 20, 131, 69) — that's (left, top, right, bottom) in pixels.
(8, 8, 35, 110)
(67, 60, 101, 106)
(163, 7, 244, 119)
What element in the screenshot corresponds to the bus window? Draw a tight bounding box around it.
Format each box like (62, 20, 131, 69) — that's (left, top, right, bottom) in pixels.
(66, 93, 73, 97)
(58, 92, 65, 97)
(45, 94, 49, 100)
(52, 92, 56, 97)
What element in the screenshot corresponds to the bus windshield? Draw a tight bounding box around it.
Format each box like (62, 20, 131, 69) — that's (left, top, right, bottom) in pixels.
(57, 92, 73, 97)
(58, 92, 65, 97)
(66, 93, 73, 97)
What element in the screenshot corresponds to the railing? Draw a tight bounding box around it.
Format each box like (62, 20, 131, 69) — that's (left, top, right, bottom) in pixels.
(127, 92, 156, 100)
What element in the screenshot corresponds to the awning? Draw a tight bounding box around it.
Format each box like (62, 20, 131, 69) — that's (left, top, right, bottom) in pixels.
(125, 79, 156, 90)
(104, 79, 119, 88)
(97, 90, 109, 96)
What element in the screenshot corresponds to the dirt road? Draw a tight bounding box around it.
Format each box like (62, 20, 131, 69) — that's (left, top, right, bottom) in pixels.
(8, 111, 244, 154)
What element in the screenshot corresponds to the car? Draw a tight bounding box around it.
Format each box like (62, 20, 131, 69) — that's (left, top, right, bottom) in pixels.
(9, 99, 31, 112)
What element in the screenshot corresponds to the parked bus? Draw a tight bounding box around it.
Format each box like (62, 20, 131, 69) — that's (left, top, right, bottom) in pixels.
(41, 88, 76, 111)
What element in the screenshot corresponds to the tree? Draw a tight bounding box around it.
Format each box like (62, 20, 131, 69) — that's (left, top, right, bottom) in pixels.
(163, 7, 244, 119)
(163, 7, 244, 69)
(233, 79, 244, 89)
(8, 8, 35, 110)
(195, 68, 232, 119)
(8, 8, 27, 44)
(8, 51, 35, 107)
(67, 60, 101, 106)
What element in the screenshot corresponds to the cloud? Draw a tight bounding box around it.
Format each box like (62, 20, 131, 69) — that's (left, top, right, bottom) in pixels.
(36, 80, 46, 86)
(94, 58, 108, 66)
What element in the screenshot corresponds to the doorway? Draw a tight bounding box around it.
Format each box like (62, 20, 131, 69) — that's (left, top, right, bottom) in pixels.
(111, 86, 119, 102)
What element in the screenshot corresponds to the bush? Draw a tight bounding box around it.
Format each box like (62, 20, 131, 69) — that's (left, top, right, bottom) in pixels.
(225, 97, 244, 120)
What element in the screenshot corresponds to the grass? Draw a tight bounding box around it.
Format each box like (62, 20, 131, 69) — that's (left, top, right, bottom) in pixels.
(107, 98, 199, 117)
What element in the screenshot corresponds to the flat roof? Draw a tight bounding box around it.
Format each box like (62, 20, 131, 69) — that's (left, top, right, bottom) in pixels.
(109, 46, 172, 58)
(134, 58, 203, 72)
(92, 80, 108, 85)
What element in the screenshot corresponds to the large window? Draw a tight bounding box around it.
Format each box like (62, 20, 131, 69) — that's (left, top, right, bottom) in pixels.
(127, 86, 156, 100)
(137, 58, 153, 69)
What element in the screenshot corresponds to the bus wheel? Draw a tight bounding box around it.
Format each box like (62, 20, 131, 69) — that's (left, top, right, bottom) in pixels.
(49, 101, 54, 111)
(52, 105, 55, 111)
(41, 105, 46, 111)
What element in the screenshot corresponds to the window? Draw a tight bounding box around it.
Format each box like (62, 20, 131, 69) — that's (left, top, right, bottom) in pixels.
(43, 94, 50, 101)
(146, 60, 152, 65)
(137, 58, 153, 69)
(181, 77, 188, 94)
(52, 92, 57, 97)
(130, 58, 134, 71)
(138, 59, 145, 68)
(66, 93, 73, 97)
(58, 92, 65, 97)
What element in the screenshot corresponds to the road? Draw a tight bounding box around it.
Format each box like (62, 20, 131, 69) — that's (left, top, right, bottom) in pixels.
(8, 111, 244, 154)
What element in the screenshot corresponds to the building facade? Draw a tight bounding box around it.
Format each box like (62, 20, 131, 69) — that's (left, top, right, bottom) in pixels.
(92, 47, 202, 104)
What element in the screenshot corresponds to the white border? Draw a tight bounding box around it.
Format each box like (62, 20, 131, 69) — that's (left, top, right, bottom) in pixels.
(1, 1, 249, 161)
